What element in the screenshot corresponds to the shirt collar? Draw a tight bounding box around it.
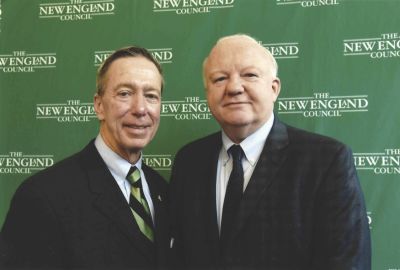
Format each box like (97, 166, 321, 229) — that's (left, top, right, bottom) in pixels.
(221, 113, 274, 166)
(94, 134, 142, 179)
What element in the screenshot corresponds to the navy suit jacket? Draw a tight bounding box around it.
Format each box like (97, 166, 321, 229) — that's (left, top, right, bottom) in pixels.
(0, 140, 169, 270)
(169, 119, 371, 270)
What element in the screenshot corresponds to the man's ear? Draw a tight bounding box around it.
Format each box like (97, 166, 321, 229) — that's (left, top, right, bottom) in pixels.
(94, 93, 105, 121)
(271, 77, 281, 102)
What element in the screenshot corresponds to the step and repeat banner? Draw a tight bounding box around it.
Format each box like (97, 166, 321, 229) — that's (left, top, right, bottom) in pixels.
(0, 0, 399, 269)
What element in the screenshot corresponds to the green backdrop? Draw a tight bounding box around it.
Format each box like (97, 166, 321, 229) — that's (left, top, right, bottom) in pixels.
(1, 1, 399, 269)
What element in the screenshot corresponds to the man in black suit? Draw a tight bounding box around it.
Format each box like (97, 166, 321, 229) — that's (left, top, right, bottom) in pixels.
(169, 34, 371, 270)
(0, 47, 169, 269)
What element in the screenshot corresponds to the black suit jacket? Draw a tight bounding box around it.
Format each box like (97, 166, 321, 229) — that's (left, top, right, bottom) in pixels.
(0, 140, 169, 270)
(169, 119, 371, 270)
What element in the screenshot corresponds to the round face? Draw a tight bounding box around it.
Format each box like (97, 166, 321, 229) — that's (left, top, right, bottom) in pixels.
(94, 56, 162, 163)
(204, 38, 280, 142)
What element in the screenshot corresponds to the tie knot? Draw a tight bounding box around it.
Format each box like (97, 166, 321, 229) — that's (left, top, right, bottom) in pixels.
(127, 166, 141, 186)
(228, 144, 244, 162)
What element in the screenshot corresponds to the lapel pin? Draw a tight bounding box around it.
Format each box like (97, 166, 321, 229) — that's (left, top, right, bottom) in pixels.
(158, 195, 162, 202)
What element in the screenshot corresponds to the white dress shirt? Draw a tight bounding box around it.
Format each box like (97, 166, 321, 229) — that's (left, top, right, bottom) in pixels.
(216, 114, 274, 231)
(94, 135, 155, 221)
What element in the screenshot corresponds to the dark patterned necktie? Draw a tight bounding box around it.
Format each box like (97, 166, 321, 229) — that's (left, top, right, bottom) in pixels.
(220, 144, 244, 251)
(126, 166, 154, 242)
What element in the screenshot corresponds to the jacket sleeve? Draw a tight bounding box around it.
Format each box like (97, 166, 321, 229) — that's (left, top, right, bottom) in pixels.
(311, 145, 371, 270)
(0, 180, 67, 269)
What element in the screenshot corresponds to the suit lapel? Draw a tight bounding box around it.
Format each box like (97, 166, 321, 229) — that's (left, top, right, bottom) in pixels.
(79, 141, 154, 261)
(232, 119, 289, 240)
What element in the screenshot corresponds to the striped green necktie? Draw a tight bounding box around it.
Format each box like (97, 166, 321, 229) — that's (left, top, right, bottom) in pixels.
(126, 166, 154, 242)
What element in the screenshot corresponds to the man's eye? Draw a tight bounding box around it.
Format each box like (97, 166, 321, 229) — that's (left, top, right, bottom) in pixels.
(244, 73, 257, 78)
(146, 94, 158, 99)
(145, 93, 160, 102)
(118, 91, 130, 97)
(213, 77, 226, 83)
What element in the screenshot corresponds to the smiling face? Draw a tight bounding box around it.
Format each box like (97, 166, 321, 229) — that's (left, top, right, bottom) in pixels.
(94, 56, 162, 163)
(204, 36, 281, 143)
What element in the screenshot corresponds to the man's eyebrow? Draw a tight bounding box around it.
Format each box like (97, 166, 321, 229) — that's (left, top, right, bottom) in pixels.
(112, 82, 135, 90)
(112, 82, 161, 92)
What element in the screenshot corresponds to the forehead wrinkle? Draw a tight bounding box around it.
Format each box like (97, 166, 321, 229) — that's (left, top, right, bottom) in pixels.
(112, 68, 158, 82)
(106, 72, 162, 93)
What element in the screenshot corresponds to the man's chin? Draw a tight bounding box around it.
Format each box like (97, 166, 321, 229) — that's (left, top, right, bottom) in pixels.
(222, 118, 252, 127)
(125, 142, 147, 152)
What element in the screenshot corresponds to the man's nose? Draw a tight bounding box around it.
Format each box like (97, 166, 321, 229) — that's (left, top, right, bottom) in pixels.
(130, 93, 147, 115)
(226, 76, 244, 95)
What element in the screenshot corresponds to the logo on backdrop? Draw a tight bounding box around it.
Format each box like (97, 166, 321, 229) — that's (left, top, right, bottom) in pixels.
(354, 148, 400, 175)
(0, 152, 54, 174)
(276, 0, 340, 7)
(261, 41, 300, 59)
(162, 96, 212, 120)
(39, 0, 115, 21)
(344, 32, 400, 59)
(277, 92, 368, 118)
(153, 0, 235, 15)
(94, 48, 173, 67)
(36, 100, 96, 123)
(0, 51, 56, 73)
(143, 154, 173, 171)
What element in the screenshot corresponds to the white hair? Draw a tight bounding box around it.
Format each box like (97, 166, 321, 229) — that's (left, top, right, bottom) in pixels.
(203, 33, 279, 85)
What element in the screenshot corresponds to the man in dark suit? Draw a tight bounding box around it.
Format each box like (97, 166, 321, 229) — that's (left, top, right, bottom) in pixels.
(0, 46, 169, 269)
(169, 34, 371, 270)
